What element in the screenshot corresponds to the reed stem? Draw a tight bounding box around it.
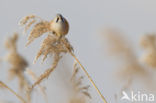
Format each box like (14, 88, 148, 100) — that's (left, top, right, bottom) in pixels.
(0, 81, 26, 103)
(69, 52, 108, 103)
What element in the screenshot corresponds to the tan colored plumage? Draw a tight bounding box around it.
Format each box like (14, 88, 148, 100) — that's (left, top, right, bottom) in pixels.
(50, 14, 69, 38)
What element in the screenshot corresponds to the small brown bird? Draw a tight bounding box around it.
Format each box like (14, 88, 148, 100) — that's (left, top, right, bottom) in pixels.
(50, 14, 69, 38)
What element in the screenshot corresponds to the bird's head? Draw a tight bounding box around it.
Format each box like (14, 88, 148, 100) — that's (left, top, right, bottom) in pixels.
(54, 13, 65, 23)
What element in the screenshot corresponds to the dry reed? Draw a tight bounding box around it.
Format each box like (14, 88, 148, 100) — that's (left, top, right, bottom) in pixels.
(26, 68, 48, 103)
(4, 33, 32, 103)
(0, 81, 26, 103)
(19, 14, 107, 103)
(68, 62, 91, 103)
(102, 28, 148, 90)
(140, 34, 156, 68)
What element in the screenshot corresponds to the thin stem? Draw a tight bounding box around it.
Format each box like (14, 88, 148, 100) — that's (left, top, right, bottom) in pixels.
(26, 68, 48, 103)
(69, 52, 107, 103)
(0, 81, 26, 103)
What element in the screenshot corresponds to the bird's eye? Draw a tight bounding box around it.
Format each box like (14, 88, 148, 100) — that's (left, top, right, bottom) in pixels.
(56, 17, 59, 22)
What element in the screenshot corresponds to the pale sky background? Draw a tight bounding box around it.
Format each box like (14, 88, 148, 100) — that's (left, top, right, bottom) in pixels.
(0, 0, 156, 103)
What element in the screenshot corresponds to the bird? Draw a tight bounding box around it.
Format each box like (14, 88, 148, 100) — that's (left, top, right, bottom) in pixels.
(50, 14, 69, 39)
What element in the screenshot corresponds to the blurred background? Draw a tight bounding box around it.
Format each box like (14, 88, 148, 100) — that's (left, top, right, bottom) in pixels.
(0, 0, 156, 103)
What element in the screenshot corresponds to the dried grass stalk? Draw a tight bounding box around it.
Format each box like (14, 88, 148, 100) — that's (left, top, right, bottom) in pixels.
(32, 51, 62, 89)
(68, 62, 91, 103)
(26, 68, 48, 103)
(4, 33, 32, 103)
(19, 15, 36, 26)
(26, 21, 50, 46)
(31, 35, 73, 88)
(19, 15, 50, 46)
(140, 34, 156, 68)
(71, 62, 91, 99)
(20, 14, 107, 103)
(140, 34, 156, 49)
(24, 19, 36, 34)
(101, 28, 153, 98)
(102, 29, 147, 78)
(0, 81, 26, 103)
(69, 52, 108, 102)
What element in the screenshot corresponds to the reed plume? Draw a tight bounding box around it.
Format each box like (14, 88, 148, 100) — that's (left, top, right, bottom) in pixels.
(68, 62, 91, 103)
(140, 33, 156, 68)
(102, 28, 148, 89)
(4, 33, 32, 103)
(0, 81, 26, 103)
(19, 14, 107, 103)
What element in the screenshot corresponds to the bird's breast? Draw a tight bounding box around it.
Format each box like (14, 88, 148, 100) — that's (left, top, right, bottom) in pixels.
(51, 21, 69, 35)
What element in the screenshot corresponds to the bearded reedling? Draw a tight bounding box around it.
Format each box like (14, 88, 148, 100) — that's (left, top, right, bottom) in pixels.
(19, 14, 107, 103)
(50, 14, 69, 38)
